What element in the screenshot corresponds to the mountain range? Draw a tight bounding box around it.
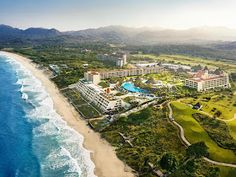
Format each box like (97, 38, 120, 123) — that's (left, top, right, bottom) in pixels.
(1, 24, 236, 46)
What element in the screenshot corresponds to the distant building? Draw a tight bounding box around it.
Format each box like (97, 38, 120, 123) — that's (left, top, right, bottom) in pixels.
(49, 64, 60, 75)
(192, 102, 202, 110)
(82, 63, 89, 68)
(99, 66, 163, 79)
(116, 54, 127, 67)
(84, 66, 163, 82)
(97, 52, 127, 67)
(75, 79, 123, 112)
(135, 62, 159, 68)
(161, 63, 191, 71)
(84, 71, 101, 85)
(185, 70, 230, 91)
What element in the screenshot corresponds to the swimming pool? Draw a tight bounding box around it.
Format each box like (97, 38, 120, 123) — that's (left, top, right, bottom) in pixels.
(121, 82, 148, 93)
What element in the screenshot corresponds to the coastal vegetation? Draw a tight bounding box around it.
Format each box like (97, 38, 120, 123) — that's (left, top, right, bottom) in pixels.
(5, 45, 116, 88)
(101, 107, 236, 177)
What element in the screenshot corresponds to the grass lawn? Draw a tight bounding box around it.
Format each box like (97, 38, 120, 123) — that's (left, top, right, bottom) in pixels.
(89, 118, 111, 131)
(76, 104, 101, 118)
(145, 71, 183, 85)
(171, 101, 236, 164)
(181, 92, 236, 120)
(62, 88, 101, 119)
(219, 166, 236, 177)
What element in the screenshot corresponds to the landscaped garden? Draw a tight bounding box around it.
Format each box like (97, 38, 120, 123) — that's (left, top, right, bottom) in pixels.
(61, 88, 102, 119)
(145, 71, 183, 86)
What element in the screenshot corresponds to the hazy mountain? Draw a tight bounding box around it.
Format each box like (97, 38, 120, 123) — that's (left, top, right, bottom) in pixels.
(1, 24, 236, 45)
(23, 28, 61, 38)
(214, 41, 236, 50)
(0, 24, 61, 40)
(0, 25, 22, 39)
(133, 27, 236, 44)
(66, 26, 236, 44)
(65, 26, 155, 43)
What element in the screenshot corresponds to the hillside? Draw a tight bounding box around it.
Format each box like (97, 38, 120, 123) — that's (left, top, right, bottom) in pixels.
(0, 24, 61, 40)
(2, 25, 236, 45)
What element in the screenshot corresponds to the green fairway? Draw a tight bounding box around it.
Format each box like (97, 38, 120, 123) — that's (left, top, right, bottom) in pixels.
(171, 101, 236, 164)
(219, 166, 236, 177)
(181, 92, 236, 121)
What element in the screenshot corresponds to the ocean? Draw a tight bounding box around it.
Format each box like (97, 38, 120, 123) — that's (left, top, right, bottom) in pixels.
(0, 54, 96, 177)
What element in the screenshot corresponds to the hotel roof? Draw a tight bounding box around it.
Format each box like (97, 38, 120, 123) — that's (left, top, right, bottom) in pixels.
(187, 70, 226, 82)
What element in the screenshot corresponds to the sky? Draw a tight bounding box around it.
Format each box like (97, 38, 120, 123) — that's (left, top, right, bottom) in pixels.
(0, 0, 236, 31)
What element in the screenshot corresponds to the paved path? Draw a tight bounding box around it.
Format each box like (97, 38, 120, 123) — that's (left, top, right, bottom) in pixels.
(198, 109, 236, 123)
(120, 99, 157, 117)
(217, 115, 236, 122)
(167, 102, 236, 168)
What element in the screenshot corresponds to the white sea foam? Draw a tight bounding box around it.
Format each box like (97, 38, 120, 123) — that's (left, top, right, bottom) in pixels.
(22, 92, 28, 100)
(0, 53, 96, 177)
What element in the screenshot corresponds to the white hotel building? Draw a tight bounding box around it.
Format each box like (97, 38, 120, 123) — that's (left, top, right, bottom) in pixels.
(99, 66, 163, 79)
(185, 70, 230, 92)
(75, 79, 123, 112)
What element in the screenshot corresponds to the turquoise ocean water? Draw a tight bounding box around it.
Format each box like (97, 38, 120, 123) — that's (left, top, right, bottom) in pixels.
(0, 53, 96, 177)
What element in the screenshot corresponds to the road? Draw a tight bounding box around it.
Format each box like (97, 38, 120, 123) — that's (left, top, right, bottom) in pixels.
(119, 99, 157, 117)
(167, 102, 236, 168)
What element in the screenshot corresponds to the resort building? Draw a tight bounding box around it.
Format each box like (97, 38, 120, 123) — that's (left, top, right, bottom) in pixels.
(83, 66, 163, 84)
(84, 71, 101, 85)
(161, 63, 191, 71)
(135, 62, 159, 68)
(97, 52, 127, 67)
(49, 64, 60, 75)
(75, 79, 123, 112)
(116, 54, 127, 67)
(99, 66, 163, 79)
(185, 70, 230, 91)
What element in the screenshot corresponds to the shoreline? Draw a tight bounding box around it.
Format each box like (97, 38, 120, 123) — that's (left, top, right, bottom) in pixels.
(0, 51, 134, 177)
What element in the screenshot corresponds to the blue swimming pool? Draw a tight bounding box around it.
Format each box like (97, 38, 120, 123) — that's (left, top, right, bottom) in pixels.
(121, 82, 148, 93)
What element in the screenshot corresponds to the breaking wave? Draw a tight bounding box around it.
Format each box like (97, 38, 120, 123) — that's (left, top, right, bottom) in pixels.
(1, 53, 96, 177)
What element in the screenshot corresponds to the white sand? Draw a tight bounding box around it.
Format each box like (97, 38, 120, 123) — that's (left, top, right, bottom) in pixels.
(1, 51, 134, 177)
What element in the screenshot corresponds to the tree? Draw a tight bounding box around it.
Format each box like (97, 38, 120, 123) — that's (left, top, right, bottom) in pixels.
(184, 159, 197, 176)
(207, 167, 220, 177)
(135, 77, 143, 87)
(146, 77, 156, 84)
(160, 153, 179, 172)
(192, 64, 202, 72)
(186, 141, 209, 158)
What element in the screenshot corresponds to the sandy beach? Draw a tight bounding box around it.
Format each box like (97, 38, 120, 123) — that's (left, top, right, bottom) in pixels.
(0, 51, 134, 177)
